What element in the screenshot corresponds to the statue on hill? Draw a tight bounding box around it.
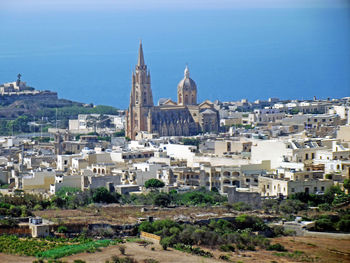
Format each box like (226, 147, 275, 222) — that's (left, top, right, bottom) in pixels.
(16, 73, 22, 86)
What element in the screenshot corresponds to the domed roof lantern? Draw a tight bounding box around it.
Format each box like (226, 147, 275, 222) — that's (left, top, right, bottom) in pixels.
(184, 65, 190, 78)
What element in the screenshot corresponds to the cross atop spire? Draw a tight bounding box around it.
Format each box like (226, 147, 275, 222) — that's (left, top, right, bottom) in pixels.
(137, 40, 145, 67)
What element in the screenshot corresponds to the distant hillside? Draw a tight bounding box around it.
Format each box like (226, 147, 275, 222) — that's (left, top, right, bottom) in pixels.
(0, 95, 120, 136)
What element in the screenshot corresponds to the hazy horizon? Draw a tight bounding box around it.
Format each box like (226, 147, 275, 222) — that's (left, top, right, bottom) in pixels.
(2, 0, 349, 12)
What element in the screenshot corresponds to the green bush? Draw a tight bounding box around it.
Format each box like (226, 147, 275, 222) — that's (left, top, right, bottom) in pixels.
(220, 244, 235, 252)
(267, 243, 287, 252)
(57, 226, 68, 233)
(337, 219, 350, 232)
(109, 255, 138, 263)
(219, 254, 230, 261)
(144, 179, 165, 189)
(315, 218, 335, 231)
(92, 187, 120, 204)
(173, 243, 213, 258)
(231, 202, 252, 211)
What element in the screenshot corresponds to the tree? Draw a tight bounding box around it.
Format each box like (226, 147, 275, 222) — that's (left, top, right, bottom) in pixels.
(181, 138, 200, 147)
(343, 179, 350, 192)
(145, 179, 165, 189)
(153, 193, 171, 207)
(92, 187, 120, 203)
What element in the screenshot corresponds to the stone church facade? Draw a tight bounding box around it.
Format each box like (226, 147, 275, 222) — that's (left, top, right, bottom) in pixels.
(126, 42, 219, 140)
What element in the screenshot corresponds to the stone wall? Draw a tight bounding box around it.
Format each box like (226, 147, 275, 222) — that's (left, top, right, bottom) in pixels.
(227, 186, 261, 208)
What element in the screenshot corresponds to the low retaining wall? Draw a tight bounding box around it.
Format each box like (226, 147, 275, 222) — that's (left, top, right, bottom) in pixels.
(140, 231, 161, 244)
(0, 226, 31, 236)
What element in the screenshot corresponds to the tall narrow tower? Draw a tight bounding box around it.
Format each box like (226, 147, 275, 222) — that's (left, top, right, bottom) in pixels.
(126, 41, 153, 139)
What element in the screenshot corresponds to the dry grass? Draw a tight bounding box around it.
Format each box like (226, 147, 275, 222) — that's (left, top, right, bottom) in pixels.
(34, 206, 240, 225)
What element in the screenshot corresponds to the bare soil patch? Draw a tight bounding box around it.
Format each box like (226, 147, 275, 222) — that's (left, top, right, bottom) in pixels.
(34, 206, 274, 225)
(0, 236, 349, 262)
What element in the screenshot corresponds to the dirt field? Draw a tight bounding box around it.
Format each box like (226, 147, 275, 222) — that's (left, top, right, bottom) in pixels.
(1, 236, 348, 263)
(33, 205, 273, 225)
(62, 236, 350, 263)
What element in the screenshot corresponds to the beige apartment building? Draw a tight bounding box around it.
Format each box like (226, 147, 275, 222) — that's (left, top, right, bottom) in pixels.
(258, 175, 333, 197)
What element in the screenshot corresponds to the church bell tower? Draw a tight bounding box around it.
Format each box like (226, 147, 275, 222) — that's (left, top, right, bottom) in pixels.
(126, 41, 153, 139)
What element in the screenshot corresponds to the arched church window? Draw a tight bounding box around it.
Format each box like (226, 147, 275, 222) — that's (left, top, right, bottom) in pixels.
(185, 94, 188, 104)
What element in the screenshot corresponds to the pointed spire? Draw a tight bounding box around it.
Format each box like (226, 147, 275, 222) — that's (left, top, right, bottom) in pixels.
(184, 64, 189, 78)
(137, 40, 145, 67)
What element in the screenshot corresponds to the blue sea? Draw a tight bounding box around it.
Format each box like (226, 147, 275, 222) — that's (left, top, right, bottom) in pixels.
(0, 8, 349, 109)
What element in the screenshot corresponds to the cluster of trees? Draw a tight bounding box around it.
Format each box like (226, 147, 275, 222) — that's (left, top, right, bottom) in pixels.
(0, 202, 32, 220)
(0, 104, 120, 135)
(139, 217, 281, 251)
(314, 211, 350, 232)
(181, 138, 200, 147)
(0, 185, 226, 218)
(262, 185, 350, 215)
(0, 116, 31, 135)
(51, 187, 121, 209)
(37, 105, 119, 122)
(261, 185, 350, 233)
(122, 187, 227, 207)
(0, 187, 121, 213)
(114, 130, 125, 137)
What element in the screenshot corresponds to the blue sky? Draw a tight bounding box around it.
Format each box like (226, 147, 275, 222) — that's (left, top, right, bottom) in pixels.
(2, 0, 349, 12)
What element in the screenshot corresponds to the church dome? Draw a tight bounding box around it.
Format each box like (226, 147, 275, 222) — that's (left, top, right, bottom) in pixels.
(177, 65, 197, 105)
(177, 65, 197, 92)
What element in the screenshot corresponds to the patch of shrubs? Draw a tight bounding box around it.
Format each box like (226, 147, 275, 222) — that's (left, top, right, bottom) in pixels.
(107, 255, 138, 263)
(219, 254, 231, 261)
(220, 244, 235, 252)
(173, 243, 213, 258)
(267, 243, 287, 252)
(140, 217, 272, 253)
(313, 212, 350, 232)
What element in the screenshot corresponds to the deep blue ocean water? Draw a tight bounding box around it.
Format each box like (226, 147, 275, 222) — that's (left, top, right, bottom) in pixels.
(0, 8, 349, 108)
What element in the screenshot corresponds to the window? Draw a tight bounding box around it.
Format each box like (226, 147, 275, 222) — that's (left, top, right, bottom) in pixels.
(227, 142, 231, 152)
(291, 188, 295, 192)
(321, 186, 325, 191)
